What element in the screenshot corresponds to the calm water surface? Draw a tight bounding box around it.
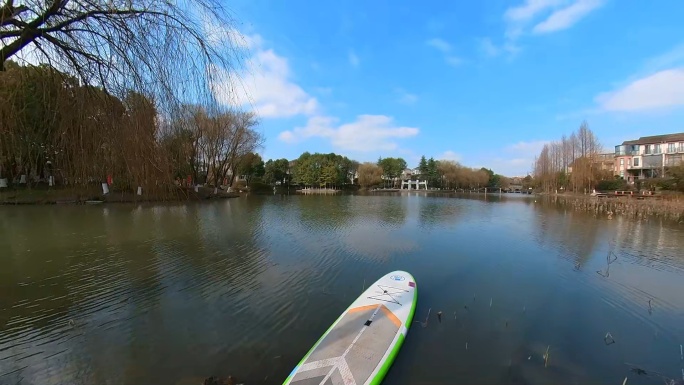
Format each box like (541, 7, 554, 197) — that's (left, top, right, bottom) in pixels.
(1, 194, 683, 385)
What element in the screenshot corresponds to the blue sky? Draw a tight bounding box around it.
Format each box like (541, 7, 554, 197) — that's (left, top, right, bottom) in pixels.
(212, 0, 684, 176)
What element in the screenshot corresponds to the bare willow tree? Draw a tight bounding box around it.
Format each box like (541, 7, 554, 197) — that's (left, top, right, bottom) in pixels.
(1, 0, 253, 196)
(1, 0, 247, 115)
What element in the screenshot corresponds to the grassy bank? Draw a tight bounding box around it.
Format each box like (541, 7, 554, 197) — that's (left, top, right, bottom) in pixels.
(0, 186, 240, 205)
(542, 193, 684, 222)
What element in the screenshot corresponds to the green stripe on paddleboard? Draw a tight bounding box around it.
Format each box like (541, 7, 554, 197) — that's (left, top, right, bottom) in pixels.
(282, 308, 348, 384)
(407, 282, 417, 333)
(369, 333, 405, 385)
(369, 282, 417, 385)
(283, 279, 418, 385)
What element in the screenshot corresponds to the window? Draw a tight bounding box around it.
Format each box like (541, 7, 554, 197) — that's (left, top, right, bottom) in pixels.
(620, 159, 624, 165)
(655, 144, 661, 154)
(634, 158, 640, 166)
(620, 171, 624, 178)
(668, 143, 676, 152)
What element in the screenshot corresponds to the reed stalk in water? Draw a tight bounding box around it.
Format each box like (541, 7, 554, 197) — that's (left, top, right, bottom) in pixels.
(418, 308, 431, 328)
(544, 345, 550, 368)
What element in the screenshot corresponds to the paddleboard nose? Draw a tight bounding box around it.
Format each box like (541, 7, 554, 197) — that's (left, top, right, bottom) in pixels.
(387, 270, 415, 285)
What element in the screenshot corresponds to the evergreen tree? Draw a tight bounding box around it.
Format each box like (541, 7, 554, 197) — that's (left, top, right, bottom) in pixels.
(418, 155, 428, 175)
(427, 157, 438, 187)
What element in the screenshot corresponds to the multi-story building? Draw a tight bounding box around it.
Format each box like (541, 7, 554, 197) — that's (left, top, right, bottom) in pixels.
(614, 132, 684, 183)
(594, 153, 616, 172)
(566, 153, 615, 175)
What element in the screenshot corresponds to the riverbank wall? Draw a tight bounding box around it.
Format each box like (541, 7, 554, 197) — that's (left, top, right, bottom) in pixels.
(542, 193, 684, 222)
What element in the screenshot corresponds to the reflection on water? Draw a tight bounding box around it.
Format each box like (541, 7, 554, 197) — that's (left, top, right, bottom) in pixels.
(1, 195, 683, 385)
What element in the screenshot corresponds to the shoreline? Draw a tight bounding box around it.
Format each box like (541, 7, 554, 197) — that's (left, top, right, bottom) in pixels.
(295, 188, 340, 194)
(3, 188, 683, 222)
(0, 187, 241, 206)
(539, 192, 684, 222)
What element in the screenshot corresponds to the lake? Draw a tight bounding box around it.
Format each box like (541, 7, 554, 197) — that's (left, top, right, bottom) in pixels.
(1, 193, 683, 385)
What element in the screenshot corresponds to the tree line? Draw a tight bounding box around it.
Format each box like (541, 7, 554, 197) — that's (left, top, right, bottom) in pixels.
(532, 121, 610, 193)
(0, 62, 262, 195)
(258, 152, 508, 190)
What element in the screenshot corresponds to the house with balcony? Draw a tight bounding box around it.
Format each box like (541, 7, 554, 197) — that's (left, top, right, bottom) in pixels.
(614, 132, 684, 183)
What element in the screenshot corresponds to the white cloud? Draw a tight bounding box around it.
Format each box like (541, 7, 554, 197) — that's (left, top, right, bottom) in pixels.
(498, 0, 604, 51)
(481, 140, 550, 176)
(201, 12, 262, 50)
(211, 28, 417, 159)
(314, 87, 333, 96)
(479, 38, 521, 58)
(211, 39, 319, 118)
(504, 0, 563, 22)
(437, 151, 462, 162)
(395, 88, 418, 105)
(503, 0, 563, 40)
(426, 38, 464, 66)
(446, 56, 463, 66)
(278, 130, 296, 143)
(426, 38, 452, 53)
(508, 140, 550, 153)
(487, 158, 534, 177)
(642, 44, 684, 75)
(480, 38, 502, 57)
(278, 115, 335, 143)
(278, 115, 419, 152)
(532, 0, 605, 34)
(595, 68, 684, 112)
(349, 50, 360, 68)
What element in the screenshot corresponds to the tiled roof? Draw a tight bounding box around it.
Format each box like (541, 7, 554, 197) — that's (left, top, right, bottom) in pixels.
(622, 132, 684, 145)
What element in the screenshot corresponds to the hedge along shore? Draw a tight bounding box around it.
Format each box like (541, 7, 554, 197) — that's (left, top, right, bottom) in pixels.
(541, 193, 684, 223)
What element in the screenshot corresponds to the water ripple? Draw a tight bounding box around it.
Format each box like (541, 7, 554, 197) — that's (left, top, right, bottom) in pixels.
(1, 196, 683, 385)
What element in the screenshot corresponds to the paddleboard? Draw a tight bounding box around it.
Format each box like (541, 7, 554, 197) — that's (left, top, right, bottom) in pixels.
(283, 270, 417, 385)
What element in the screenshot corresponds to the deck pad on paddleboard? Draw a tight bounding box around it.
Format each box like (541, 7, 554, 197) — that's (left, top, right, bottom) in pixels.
(284, 271, 417, 385)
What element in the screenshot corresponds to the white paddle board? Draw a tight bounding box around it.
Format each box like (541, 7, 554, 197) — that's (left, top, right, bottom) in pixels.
(283, 270, 417, 385)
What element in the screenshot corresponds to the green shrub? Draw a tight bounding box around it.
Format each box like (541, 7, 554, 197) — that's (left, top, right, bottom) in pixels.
(641, 177, 676, 191)
(248, 181, 272, 193)
(596, 178, 627, 191)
